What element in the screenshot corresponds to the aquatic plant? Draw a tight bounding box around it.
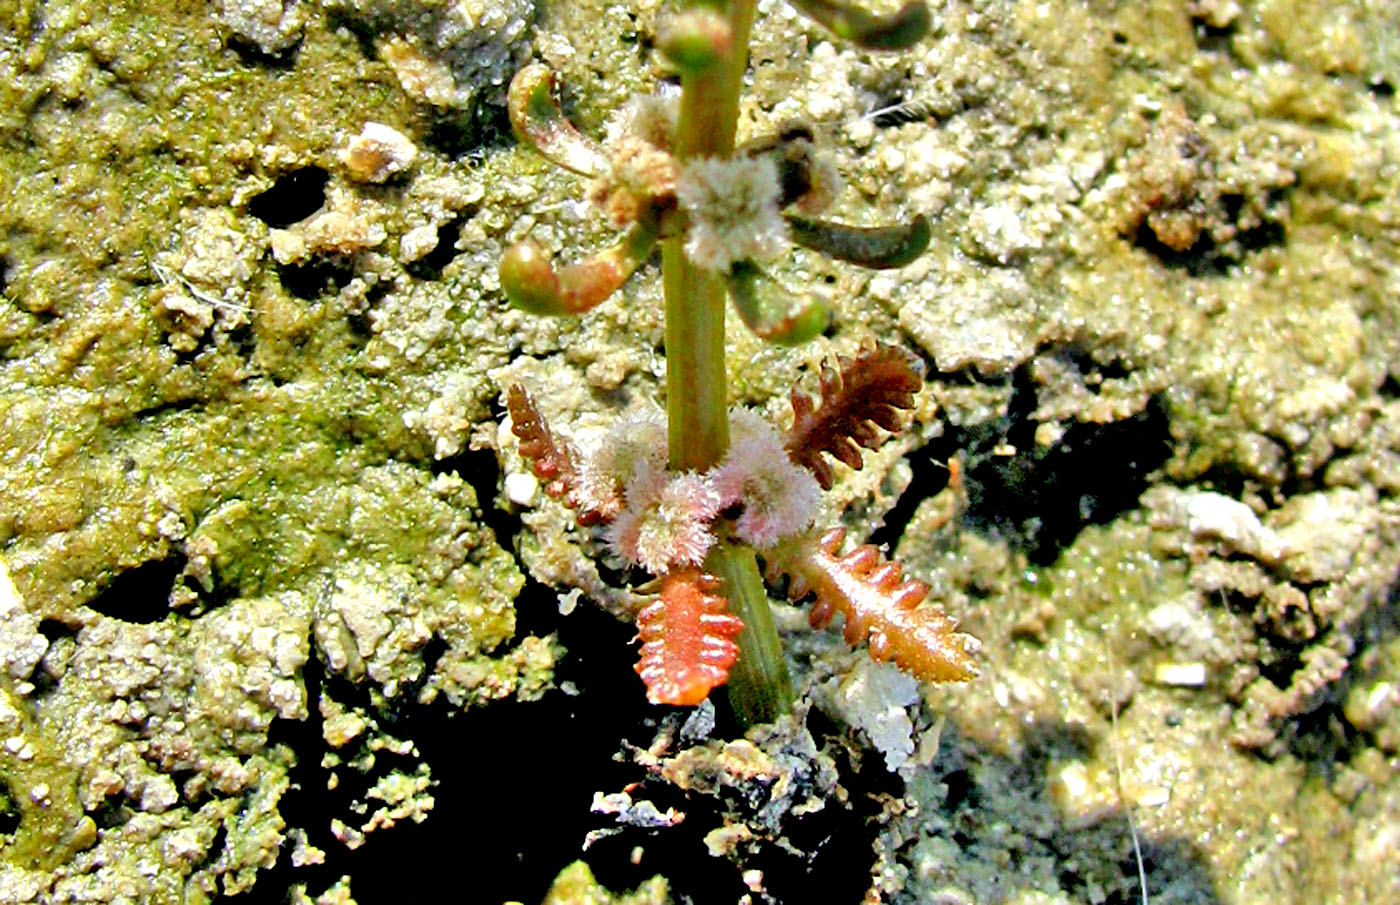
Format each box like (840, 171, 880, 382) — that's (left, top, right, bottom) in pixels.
(502, 0, 976, 726)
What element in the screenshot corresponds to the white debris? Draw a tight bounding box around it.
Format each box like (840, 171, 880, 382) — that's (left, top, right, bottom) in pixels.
(825, 659, 921, 772)
(341, 122, 418, 184)
(1153, 662, 1207, 687)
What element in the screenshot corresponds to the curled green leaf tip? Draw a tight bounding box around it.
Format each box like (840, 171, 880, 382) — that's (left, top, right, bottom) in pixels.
(791, 0, 931, 51)
(501, 223, 658, 317)
(727, 261, 831, 345)
(787, 213, 931, 269)
(507, 63, 607, 177)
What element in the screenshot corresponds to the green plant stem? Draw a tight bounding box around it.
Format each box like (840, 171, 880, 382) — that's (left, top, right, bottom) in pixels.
(663, 242, 728, 469)
(664, 0, 757, 469)
(706, 542, 793, 725)
(664, 0, 791, 727)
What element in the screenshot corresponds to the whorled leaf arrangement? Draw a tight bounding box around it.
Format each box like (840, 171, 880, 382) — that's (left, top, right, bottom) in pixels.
(785, 342, 924, 489)
(506, 341, 977, 707)
(634, 569, 745, 705)
(498, 51, 929, 343)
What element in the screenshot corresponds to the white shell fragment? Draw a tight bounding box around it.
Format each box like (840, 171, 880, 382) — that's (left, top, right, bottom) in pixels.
(341, 122, 419, 184)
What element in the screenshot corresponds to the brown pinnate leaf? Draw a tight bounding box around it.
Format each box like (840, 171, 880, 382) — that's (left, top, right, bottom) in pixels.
(506, 384, 580, 504)
(784, 343, 923, 489)
(634, 568, 744, 706)
(770, 527, 977, 683)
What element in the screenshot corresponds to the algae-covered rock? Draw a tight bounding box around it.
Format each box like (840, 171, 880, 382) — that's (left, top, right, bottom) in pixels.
(0, 0, 552, 899)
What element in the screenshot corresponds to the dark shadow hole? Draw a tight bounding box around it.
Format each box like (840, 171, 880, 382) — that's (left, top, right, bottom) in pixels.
(961, 376, 1173, 565)
(325, 9, 380, 60)
(865, 439, 955, 552)
(227, 35, 303, 69)
(89, 798, 132, 831)
(244, 586, 657, 905)
(1131, 200, 1286, 277)
(85, 554, 186, 623)
(430, 443, 521, 557)
(276, 256, 356, 300)
(1192, 19, 1236, 55)
(404, 213, 472, 281)
(423, 99, 514, 161)
(247, 166, 330, 229)
(0, 781, 19, 835)
(38, 619, 78, 643)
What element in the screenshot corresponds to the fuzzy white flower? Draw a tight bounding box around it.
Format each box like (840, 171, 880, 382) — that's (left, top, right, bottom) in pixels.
(607, 463, 722, 573)
(713, 408, 821, 547)
(575, 407, 668, 520)
(676, 155, 788, 272)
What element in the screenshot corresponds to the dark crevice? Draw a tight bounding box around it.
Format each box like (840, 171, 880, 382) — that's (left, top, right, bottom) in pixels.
(244, 594, 658, 905)
(865, 439, 956, 553)
(1132, 203, 1287, 277)
(1192, 19, 1236, 55)
(423, 99, 514, 162)
(85, 554, 186, 623)
(1255, 642, 1306, 690)
(225, 319, 260, 362)
(226, 36, 303, 69)
(0, 781, 20, 835)
(582, 705, 898, 905)
(430, 444, 522, 556)
(247, 166, 329, 229)
(276, 256, 356, 300)
(863, 353, 1171, 564)
(37, 618, 78, 643)
(345, 280, 393, 340)
(1056, 342, 1132, 382)
(1279, 592, 1400, 772)
(130, 396, 204, 423)
(958, 372, 1173, 565)
(403, 212, 473, 280)
(28, 619, 79, 696)
(325, 9, 380, 60)
(88, 798, 132, 831)
(200, 823, 230, 878)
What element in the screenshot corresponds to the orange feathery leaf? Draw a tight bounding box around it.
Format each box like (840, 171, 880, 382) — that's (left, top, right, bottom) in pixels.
(784, 343, 923, 489)
(634, 568, 745, 706)
(769, 527, 977, 682)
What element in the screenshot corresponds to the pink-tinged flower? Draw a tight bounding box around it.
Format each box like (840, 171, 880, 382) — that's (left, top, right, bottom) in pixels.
(714, 408, 821, 548)
(575, 407, 668, 520)
(607, 465, 722, 574)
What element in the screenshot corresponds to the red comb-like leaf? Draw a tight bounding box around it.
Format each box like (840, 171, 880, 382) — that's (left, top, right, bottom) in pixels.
(507, 384, 610, 525)
(634, 568, 744, 706)
(785, 343, 923, 489)
(768, 527, 977, 682)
